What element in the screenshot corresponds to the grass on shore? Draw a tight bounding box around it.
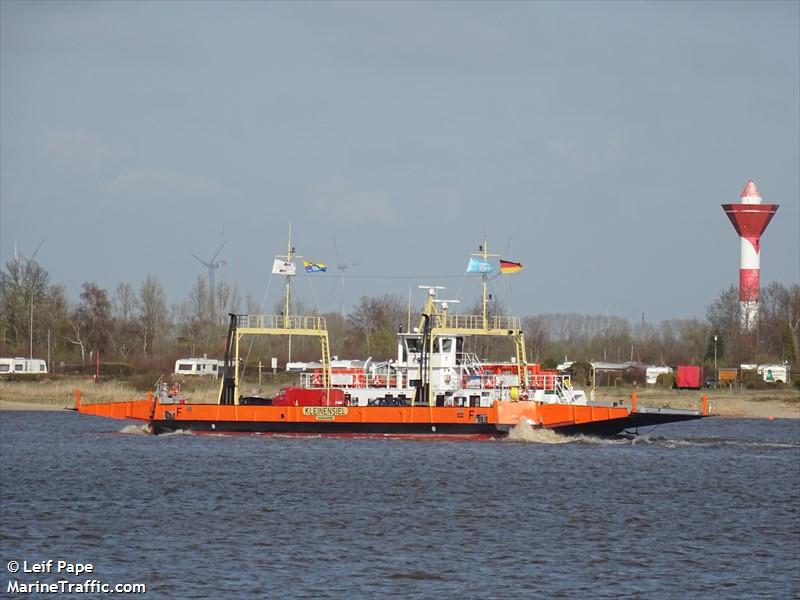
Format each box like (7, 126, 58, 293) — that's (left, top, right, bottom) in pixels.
(0, 375, 298, 406)
(1, 377, 798, 412)
(595, 385, 799, 404)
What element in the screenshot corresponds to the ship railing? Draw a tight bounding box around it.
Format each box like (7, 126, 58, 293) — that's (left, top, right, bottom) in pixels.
(553, 377, 577, 403)
(433, 314, 521, 331)
(237, 314, 327, 331)
(465, 372, 572, 393)
(457, 352, 483, 376)
(300, 363, 401, 389)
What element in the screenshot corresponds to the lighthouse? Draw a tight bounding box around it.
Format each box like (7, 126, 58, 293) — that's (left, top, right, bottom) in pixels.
(722, 180, 779, 330)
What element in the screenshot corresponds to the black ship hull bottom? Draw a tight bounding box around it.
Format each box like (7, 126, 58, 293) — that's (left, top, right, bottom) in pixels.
(150, 413, 704, 437)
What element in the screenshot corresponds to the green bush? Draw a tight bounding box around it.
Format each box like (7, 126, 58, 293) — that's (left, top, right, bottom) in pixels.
(542, 357, 559, 370)
(0, 373, 51, 383)
(656, 373, 676, 388)
(54, 362, 132, 377)
(567, 361, 592, 387)
(127, 373, 165, 392)
(742, 370, 772, 390)
(100, 362, 134, 377)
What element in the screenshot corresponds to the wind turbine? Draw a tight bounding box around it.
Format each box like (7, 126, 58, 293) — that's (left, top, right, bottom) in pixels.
(14, 237, 46, 266)
(192, 237, 228, 292)
(332, 233, 358, 314)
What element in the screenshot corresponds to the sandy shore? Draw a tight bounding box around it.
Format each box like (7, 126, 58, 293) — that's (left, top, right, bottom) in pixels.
(593, 388, 799, 419)
(2, 381, 798, 418)
(0, 400, 74, 411)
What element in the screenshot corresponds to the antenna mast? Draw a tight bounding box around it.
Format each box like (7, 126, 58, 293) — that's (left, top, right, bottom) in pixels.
(471, 239, 498, 330)
(274, 222, 303, 322)
(284, 224, 293, 322)
(275, 224, 303, 363)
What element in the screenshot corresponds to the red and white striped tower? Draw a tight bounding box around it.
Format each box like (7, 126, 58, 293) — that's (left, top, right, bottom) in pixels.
(722, 180, 779, 330)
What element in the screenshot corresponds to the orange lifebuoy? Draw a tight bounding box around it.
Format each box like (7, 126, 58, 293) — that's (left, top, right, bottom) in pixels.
(312, 371, 321, 386)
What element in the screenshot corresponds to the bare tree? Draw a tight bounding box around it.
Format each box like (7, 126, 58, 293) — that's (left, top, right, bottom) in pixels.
(706, 286, 741, 363)
(0, 258, 53, 354)
(214, 279, 240, 326)
(65, 314, 89, 364)
(69, 282, 112, 357)
(759, 282, 800, 364)
(110, 282, 138, 359)
(139, 274, 168, 359)
(347, 294, 405, 358)
(522, 315, 549, 363)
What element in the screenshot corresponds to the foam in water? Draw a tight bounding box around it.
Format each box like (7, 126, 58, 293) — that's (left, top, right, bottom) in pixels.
(119, 424, 152, 436)
(118, 424, 193, 437)
(505, 420, 635, 445)
(506, 421, 574, 444)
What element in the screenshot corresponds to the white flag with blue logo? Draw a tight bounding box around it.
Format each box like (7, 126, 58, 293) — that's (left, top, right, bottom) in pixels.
(466, 257, 493, 273)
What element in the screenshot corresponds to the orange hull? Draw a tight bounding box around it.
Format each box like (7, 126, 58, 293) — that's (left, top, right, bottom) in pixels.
(73, 390, 708, 436)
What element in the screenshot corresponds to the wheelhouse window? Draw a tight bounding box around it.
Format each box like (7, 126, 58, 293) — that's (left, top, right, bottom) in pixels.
(405, 338, 421, 352)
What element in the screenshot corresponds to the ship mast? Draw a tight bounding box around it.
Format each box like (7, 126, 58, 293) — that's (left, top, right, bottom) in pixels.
(275, 224, 302, 361)
(471, 239, 498, 330)
(219, 226, 331, 406)
(282, 224, 294, 323)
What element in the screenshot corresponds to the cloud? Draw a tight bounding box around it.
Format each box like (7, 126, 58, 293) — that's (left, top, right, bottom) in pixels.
(309, 181, 398, 227)
(34, 127, 220, 211)
(295, 2, 540, 73)
(39, 128, 115, 177)
(101, 166, 222, 210)
(1, 1, 194, 65)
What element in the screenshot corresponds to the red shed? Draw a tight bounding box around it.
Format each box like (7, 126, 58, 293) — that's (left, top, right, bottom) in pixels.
(676, 365, 702, 390)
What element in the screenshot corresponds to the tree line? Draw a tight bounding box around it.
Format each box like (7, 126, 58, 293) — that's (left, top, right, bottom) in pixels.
(1, 257, 798, 373)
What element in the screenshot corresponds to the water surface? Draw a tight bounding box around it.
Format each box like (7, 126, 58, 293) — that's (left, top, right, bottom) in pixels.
(1, 412, 798, 598)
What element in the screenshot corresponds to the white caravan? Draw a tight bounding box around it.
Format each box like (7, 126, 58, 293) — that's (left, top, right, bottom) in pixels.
(174, 357, 224, 378)
(0, 357, 48, 375)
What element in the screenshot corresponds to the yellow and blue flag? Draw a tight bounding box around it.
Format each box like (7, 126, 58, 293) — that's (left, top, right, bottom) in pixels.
(303, 260, 327, 273)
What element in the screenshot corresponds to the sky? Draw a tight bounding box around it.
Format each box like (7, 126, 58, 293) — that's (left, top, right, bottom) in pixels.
(1, 0, 798, 323)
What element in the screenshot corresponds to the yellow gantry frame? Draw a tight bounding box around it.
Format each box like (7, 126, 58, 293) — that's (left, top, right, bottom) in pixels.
(419, 290, 528, 406)
(229, 314, 331, 405)
(224, 227, 331, 405)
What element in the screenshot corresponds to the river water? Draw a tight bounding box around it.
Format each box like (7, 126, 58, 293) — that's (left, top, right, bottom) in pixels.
(1, 411, 798, 599)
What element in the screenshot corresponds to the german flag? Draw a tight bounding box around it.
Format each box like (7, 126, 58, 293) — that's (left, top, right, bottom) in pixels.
(499, 259, 523, 274)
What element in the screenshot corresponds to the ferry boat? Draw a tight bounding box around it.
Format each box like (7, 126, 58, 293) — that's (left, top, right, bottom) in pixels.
(75, 240, 710, 437)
